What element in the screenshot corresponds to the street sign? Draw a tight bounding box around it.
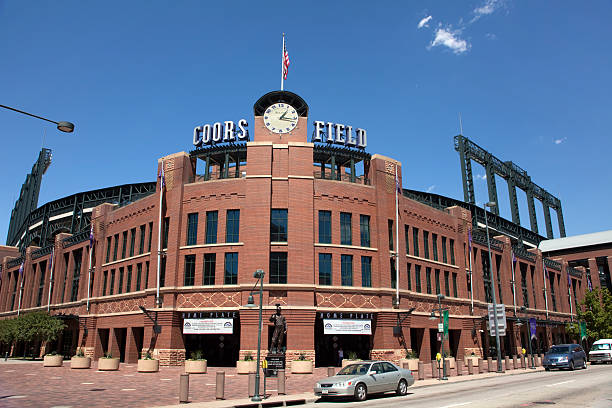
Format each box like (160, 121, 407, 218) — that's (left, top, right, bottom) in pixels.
(488, 304, 507, 337)
(438, 323, 444, 333)
(443, 310, 449, 336)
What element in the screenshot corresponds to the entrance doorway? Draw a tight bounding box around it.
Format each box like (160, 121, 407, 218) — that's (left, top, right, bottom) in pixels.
(314, 318, 372, 367)
(114, 328, 127, 362)
(184, 332, 239, 367)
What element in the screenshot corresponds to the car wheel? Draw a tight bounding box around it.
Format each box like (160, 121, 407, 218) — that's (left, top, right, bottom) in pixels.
(569, 360, 575, 371)
(396, 379, 408, 396)
(354, 383, 367, 402)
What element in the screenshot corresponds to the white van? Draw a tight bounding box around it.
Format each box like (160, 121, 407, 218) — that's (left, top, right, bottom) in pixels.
(589, 339, 612, 364)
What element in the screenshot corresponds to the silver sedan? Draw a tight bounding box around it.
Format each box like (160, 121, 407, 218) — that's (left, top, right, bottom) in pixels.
(314, 360, 415, 401)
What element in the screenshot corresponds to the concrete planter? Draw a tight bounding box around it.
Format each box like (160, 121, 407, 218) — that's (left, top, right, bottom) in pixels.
(290, 360, 313, 374)
(70, 356, 91, 369)
(185, 360, 207, 374)
(138, 359, 159, 373)
(98, 358, 120, 371)
(464, 356, 480, 367)
(43, 355, 64, 367)
(445, 357, 456, 369)
(399, 358, 420, 371)
(236, 360, 257, 374)
(341, 359, 361, 367)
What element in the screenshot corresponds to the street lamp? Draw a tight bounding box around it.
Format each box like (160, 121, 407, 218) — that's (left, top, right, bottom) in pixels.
(484, 201, 503, 373)
(519, 306, 536, 369)
(244, 269, 265, 402)
(429, 293, 448, 380)
(1, 104, 75, 132)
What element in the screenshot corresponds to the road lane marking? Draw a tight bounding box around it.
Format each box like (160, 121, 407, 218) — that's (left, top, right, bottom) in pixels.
(439, 402, 472, 408)
(7, 395, 26, 399)
(81, 382, 94, 385)
(161, 378, 172, 381)
(545, 380, 575, 387)
(121, 388, 136, 391)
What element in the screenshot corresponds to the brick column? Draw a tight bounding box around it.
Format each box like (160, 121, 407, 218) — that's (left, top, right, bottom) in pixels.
(109, 328, 121, 359)
(588, 258, 599, 289)
(372, 311, 403, 363)
(125, 327, 140, 363)
(240, 307, 270, 362)
(285, 309, 316, 363)
(149, 310, 185, 366)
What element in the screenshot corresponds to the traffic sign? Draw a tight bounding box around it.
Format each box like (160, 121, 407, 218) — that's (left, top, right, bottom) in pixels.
(438, 323, 444, 333)
(487, 303, 507, 337)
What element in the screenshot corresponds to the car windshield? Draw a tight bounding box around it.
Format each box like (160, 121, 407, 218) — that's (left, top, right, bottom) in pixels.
(591, 344, 611, 351)
(549, 346, 570, 354)
(337, 363, 371, 376)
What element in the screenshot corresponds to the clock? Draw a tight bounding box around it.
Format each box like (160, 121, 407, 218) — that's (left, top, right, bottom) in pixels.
(263, 103, 298, 134)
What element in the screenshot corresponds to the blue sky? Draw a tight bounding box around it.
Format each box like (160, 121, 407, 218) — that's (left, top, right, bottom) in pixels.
(1, 1, 611, 245)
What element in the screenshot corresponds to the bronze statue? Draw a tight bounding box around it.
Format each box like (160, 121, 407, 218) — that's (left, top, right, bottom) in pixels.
(269, 304, 287, 353)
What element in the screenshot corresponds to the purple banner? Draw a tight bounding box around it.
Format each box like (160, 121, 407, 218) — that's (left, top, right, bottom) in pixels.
(529, 318, 537, 340)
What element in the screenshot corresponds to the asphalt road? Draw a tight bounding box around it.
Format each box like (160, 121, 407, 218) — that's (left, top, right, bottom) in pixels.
(309, 364, 612, 407)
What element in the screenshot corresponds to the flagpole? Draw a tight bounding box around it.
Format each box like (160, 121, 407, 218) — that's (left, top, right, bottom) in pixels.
(468, 231, 474, 315)
(511, 251, 517, 317)
(280, 33, 285, 91)
(542, 260, 549, 319)
(47, 248, 54, 312)
(156, 161, 164, 308)
(394, 164, 400, 306)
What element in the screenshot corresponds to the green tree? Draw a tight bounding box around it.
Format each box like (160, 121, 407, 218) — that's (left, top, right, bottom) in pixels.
(0, 318, 19, 347)
(566, 288, 612, 341)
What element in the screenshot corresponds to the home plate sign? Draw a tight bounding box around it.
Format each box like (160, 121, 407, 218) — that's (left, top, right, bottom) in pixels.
(182, 318, 234, 334)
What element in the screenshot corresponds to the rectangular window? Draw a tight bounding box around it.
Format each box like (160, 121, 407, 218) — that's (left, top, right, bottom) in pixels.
(444, 270, 450, 296)
(413, 228, 420, 257)
(184, 255, 196, 286)
(10, 271, 18, 309)
(481, 250, 493, 303)
(147, 222, 153, 253)
(225, 210, 240, 243)
(452, 272, 458, 297)
(224, 252, 238, 284)
(187, 213, 198, 245)
(126, 265, 132, 292)
(361, 256, 372, 287)
(113, 234, 119, 261)
(269, 252, 287, 284)
(415, 265, 422, 293)
(390, 258, 397, 289)
(145, 261, 150, 289)
(341, 254, 353, 286)
(203, 253, 216, 285)
(407, 263, 412, 291)
(426, 267, 432, 294)
(70, 250, 82, 302)
(139, 225, 146, 255)
(530, 265, 537, 309)
(160, 257, 166, 287)
(388, 220, 394, 250)
(136, 263, 142, 291)
(106, 237, 111, 263)
(435, 269, 441, 294)
(423, 231, 430, 259)
(162, 217, 170, 249)
(37, 261, 46, 307)
(340, 213, 352, 245)
(319, 253, 332, 285)
(450, 239, 455, 265)
(521, 263, 529, 308)
(404, 225, 410, 255)
(360, 215, 370, 247)
(102, 270, 108, 296)
(495, 255, 503, 304)
(550, 273, 557, 312)
(129, 228, 136, 257)
(318, 211, 331, 244)
(205, 211, 218, 244)
(270, 209, 288, 242)
(442, 236, 447, 263)
(118, 267, 124, 294)
(109, 269, 115, 295)
(60, 253, 69, 303)
(432, 234, 438, 261)
(121, 231, 128, 259)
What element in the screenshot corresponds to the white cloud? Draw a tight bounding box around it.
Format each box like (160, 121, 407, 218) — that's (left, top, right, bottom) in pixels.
(426, 184, 436, 193)
(471, 0, 503, 23)
(418, 15, 432, 29)
(554, 137, 567, 145)
(485, 33, 497, 40)
(475, 174, 487, 181)
(430, 27, 469, 54)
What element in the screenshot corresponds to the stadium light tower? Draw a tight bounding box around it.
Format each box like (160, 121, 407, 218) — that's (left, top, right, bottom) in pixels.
(1, 104, 74, 133)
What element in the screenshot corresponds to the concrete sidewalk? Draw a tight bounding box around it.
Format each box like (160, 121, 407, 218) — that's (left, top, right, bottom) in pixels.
(156, 366, 546, 408)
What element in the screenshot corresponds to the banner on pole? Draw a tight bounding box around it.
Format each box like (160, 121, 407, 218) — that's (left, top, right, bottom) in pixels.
(529, 318, 537, 340)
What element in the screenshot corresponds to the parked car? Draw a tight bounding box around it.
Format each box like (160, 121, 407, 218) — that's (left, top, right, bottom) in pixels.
(543, 344, 587, 371)
(314, 361, 414, 401)
(589, 339, 612, 364)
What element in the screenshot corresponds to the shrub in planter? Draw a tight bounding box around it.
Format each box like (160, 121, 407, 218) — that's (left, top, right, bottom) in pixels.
(43, 351, 64, 367)
(98, 352, 120, 371)
(399, 350, 420, 371)
(138, 351, 159, 373)
(70, 349, 91, 369)
(291, 353, 313, 374)
(185, 350, 207, 374)
(464, 352, 479, 367)
(341, 351, 361, 367)
(236, 352, 257, 374)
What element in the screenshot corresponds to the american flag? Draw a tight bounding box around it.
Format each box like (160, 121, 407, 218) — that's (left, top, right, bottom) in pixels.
(587, 275, 593, 292)
(567, 271, 572, 288)
(158, 162, 165, 189)
(19, 262, 24, 279)
(49, 247, 54, 272)
(512, 250, 516, 265)
(395, 167, 401, 193)
(282, 39, 290, 80)
(89, 223, 95, 248)
(468, 229, 472, 253)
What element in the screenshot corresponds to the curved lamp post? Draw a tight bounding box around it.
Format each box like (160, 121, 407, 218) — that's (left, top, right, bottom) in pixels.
(484, 201, 503, 373)
(244, 269, 265, 402)
(1, 104, 74, 132)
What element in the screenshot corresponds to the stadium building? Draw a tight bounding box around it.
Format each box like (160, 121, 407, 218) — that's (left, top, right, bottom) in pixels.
(1, 90, 609, 367)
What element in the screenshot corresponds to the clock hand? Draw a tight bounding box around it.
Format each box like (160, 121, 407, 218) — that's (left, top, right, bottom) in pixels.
(280, 109, 288, 120)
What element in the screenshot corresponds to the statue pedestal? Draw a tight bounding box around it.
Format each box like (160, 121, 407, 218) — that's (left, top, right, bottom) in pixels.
(265, 353, 285, 377)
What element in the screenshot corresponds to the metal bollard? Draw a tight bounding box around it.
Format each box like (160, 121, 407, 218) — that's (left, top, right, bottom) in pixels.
(277, 369, 286, 395)
(4, 352, 8, 362)
(521, 355, 526, 369)
(487, 357, 493, 372)
(480, 358, 486, 374)
(327, 366, 335, 377)
(468, 359, 474, 375)
(456, 360, 463, 376)
(504, 356, 510, 372)
(418, 361, 424, 380)
(248, 372, 255, 397)
(179, 373, 189, 403)
(216, 371, 225, 400)
(513, 355, 518, 370)
(431, 360, 438, 378)
(444, 359, 450, 377)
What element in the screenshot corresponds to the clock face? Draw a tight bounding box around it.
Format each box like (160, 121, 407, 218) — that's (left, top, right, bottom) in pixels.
(264, 103, 298, 134)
